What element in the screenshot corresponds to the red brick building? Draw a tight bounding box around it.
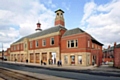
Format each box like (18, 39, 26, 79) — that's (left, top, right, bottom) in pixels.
(102, 46, 114, 63)
(9, 9, 103, 66)
(114, 43, 120, 68)
(103, 42, 120, 68)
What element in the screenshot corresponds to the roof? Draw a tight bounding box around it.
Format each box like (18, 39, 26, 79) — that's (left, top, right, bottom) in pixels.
(55, 9, 64, 13)
(62, 28, 103, 46)
(62, 28, 84, 37)
(103, 44, 120, 52)
(13, 25, 67, 44)
(115, 44, 120, 48)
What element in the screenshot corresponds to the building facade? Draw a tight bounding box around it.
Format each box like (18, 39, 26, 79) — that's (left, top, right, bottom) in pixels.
(9, 9, 103, 66)
(103, 42, 120, 68)
(102, 46, 114, 63)
(114, 43, 120, 68)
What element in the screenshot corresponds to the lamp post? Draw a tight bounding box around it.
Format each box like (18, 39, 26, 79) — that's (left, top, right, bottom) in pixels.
(2, 50, 4, 61)
(1, 43, 4, 61)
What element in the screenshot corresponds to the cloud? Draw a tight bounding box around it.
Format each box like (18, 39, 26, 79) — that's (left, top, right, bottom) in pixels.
(80, 0, 120, 48)
(0, 0, 55, 50)
(62, 2, 71, 11)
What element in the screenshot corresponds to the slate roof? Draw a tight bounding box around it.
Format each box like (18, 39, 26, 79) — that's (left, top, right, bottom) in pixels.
(55, 9, 64, 13)
(13, 25, 67, 44)
(103, 44, 120, 52)
(62, 28, 84, 37)
(62, 28, 103, 46)
(103, 46, 114, 52)
(115, 44, 120, 48)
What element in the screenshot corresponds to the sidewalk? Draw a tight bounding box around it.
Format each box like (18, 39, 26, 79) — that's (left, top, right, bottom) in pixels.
(3, 61, 96, 70)
(1, 61, 120, 77)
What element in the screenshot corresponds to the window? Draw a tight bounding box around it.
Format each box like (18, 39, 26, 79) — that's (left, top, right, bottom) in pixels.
(76, 40, 78, 47)
(42, 39, 46, 46)
(51, 38, 54, 45)
(67, 40, 78, 48)
(64, 55, 68, 64)
(68, 41, 70, 48)
(71, 55, 75, 64)
(92, 43, 94, 48)
(88, 40, 90, 47)
(36, 40, 39, 47)
(30, 41, 32, 48)
(71, 40, 74, 47)
(18, 45, 19, 50)
(21, 44, 23, 49)
(14, 46, 16, 50)
(11, 46, 13, 51)
(78, 55, 82, 64)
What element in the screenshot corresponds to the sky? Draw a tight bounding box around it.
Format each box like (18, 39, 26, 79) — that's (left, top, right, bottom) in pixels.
(0, 0, 120, 50)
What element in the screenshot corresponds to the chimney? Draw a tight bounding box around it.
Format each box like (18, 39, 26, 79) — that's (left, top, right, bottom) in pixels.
(35, 21, 42, 31)
(108, 45, 110, 49)
(114, 42, 117, 47)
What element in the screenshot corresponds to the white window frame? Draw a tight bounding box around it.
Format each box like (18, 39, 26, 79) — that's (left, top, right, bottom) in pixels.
(35, 40, 39, 47)
(42, 39, 46, 46)
(67, 39, 78, 48)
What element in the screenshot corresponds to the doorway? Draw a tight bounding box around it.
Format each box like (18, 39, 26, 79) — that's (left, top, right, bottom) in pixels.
(70, 55, 75, 65)
(42, 53, 47, 64)
(51, 52, 56, 65)
(92, 55, 97, 65)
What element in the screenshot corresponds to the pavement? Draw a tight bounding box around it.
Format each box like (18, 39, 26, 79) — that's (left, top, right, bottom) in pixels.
(1, 61, 120, 77)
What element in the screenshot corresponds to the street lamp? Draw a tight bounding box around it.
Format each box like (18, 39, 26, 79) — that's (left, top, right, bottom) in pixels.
(2, 50, 4, 61)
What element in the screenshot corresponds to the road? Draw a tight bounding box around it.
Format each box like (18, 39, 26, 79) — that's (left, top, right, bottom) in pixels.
(0, 62, 120, 80)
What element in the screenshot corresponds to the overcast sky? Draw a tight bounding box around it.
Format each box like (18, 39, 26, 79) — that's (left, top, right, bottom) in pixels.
(0, 0, 120, 50)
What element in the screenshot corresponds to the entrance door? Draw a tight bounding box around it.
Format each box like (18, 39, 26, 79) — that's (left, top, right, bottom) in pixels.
(35, 53, 40, 63)
(30, 53, 34, 63)
(70, 55, 75, 65)
(42, 53, 47, 64)
(92, 55, 97, 65)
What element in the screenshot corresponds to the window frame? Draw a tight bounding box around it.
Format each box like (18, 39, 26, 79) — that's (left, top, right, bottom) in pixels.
(67, 39, 78, 48)
(35, 40, 39, 48)
(50, 37, 54, 45)
(42, 39, 46, 46)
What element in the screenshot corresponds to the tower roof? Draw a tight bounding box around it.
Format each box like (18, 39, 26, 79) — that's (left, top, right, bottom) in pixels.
(55, 9, 64, 13)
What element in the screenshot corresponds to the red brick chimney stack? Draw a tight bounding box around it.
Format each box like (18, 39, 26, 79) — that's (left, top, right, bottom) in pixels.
(114, 42, 117, 47)
(108, 45, 110, 49)
(35, 21, 42, 31)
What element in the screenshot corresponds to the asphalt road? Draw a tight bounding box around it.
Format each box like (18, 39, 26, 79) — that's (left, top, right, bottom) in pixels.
(0, 62, 120, 80)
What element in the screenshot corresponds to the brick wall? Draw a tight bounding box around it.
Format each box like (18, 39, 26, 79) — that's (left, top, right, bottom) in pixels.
(114, 47, 120, 68)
